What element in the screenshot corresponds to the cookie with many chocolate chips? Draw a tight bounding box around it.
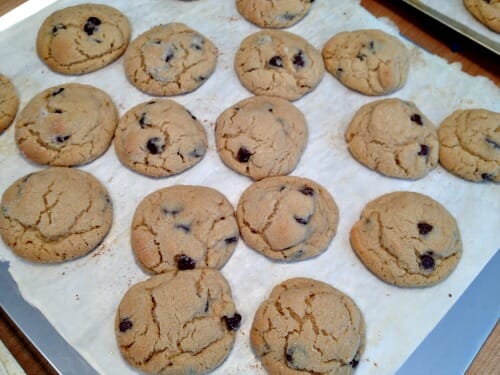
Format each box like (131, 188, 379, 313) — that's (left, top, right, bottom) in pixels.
(463, 0, 500, 32)
(251, 277, 365, 375)
(350, 191, 462, 287)
(0, 74, 19, 133)
(115, 269, 241, 374)
(236, 0, 314, 28)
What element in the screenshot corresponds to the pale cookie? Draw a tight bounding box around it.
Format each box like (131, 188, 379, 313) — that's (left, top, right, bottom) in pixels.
(234, 30, 324, 101)
(116, 269, 241, 374)
(464, 0, 500, 32)
(350, 191, 462, 287)
(15, 83, 118, 166)
(345, 98, 438, 179)
(236, 176, 338, 261)
(236, 0, 314, 28)
(124, 23, 217, 96)
(251, 278, 365, 375)
(114, 99, 207, 177)
(131, 185, 239, 274)
(0, 167, 112, 263)
(438, 108, 500, 182)
(36, 3, 131, 74)
(215, 96, 308, 180)
(0, 74, 19, 133)
(322, 29, 410, 96)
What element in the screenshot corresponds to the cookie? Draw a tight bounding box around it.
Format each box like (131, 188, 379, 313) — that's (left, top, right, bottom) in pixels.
(0, 74, 19, 133)
(124, 23, 218, 96)
(322, 29, 410, 96)
(131, 185, 239, 273)
(36, 3, 131, 74)
(215, 96, 308, 180)
(15, 83, 118, 167)
(463, 0, 500, 32)
(116, 269, 241, 374)
(345, 98, 438, 179)
(236, 0, 314, 28)
(234, 30, 324, 101)
(236, 176, 338, 261)
(251, 277, 365, 375)
(114, 99, 207, 177)
(438, 108, 500, 182)
(0, 167, 112, 263)
(350, 191, 462, 287)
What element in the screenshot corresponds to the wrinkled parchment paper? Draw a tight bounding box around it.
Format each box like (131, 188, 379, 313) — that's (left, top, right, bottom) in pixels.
(0, 1, 499, 374)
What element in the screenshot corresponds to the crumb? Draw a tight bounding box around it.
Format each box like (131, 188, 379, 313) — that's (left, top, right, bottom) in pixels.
(448, 293, 452, 298)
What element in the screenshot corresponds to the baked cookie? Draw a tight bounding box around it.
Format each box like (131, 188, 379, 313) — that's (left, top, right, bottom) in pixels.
(251, 278, 365, 374)
(0, 167, 112, 263)
(322, 29, 410, 96)
(236, 0, 314, 28)
(215, 96, 308, 180)
(234, 30, 324, 101)
(350, 191, 462, 287)
(131, 185, 239, 273)
(0, 74, 19, 133)
(36, 3, 131, 74)
(124, 23, 217, 96)
(345, 98, 438, 179)
(114, 99, 207, 177)
(438, 108, 500, 182)
(15, 83, 118, 166)
(236, 176, 338, 261)
(463, 0, 500, 32)
(116, 269, 241, 374)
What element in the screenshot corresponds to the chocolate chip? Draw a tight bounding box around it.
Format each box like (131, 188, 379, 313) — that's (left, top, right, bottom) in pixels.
(163, 208, 180, 216)
(51, 24, 66, 34)
(139, 113, 150, 128)
(54, 135, 70, 143)
(189, 148, 204, 158)
(223, 313, 241, 331)
(420, 253, 435, 270)
(204, 300, 209, 313)
(356, 53, 366, 61)
(175, 224, 191, 233)
(336, 67, 343, 76)
(418, 222, 433, 235)
(186, 110, 197, 120)
(83, 17, 101, 36)
(165, 50, 174, 63)
(485, 137, 499, 149)
(53, 109, 63, 114)
(283, 12, 296, 21)
(269, 56, 283, 68)
(293, 51, 305, 67)
(482, 173, 494, 181)
(52, 88, 64, 96)
(146, 137, 165, 155)
(286, 349, 294, 364)
(224, 236, 238, 244)
(237, 147, 252, 163)
(418, 144, 429, 156)
(119, 318, 133, 332)
(368, 40, 375, 50)
(294, 216, 309, 225)
(300, 186, 315, 196)
(196, 75, 206, 82)
(349, 358, 359, 368)
(175, 254, 196, 270)
(410, 114, 423, 125)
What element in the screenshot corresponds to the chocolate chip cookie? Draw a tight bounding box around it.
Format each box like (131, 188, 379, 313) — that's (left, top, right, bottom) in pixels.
(0, 74, 19, 133)
(463, 0, 500, 32)
(236, 0, 314, 28)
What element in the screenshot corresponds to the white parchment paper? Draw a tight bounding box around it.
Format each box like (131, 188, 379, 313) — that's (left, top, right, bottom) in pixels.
(0, 1, 499, 374)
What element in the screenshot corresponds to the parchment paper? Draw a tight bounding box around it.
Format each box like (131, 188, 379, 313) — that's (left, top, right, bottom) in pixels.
(0, 1, 499, 374)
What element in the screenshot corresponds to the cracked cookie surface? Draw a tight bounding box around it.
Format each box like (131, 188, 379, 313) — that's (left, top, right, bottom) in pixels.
(215, 95, 308, 180)
(464, 0, 500, 32)
(36, 3, 131, 74)
(350, 191, 462, 287)
(124, 23, 217, 96)
(131, 185, 239, 273)
(251, 277, 365, 375)
(236, 176, 338, 261)
(322, 29, 410, 96)
(234, 30, 324, 101)
(0, 167, 112, 263)
(0, 74, 19, 133)
(114, 99, 207, 177)
(115, 269, 241, 375)
(438, 108, 500, 182)
(345, 98, 438, 180)
(15, 83, 118, 166)
(236, 0, 314, 28)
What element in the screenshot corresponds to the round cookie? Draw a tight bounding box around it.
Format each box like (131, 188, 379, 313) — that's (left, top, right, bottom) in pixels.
(236, 176, 338, 261)
(0, 74, 19, 133)
(114, 99, 207, 177)
(345, 98, 438, 179)
(236, 0, 314, 28)
(350, 191, 462, 287)
(0, 167, 112, 263)
(124, 23, 218, 96)
(251, 278, 365, 375)
(463, 0, 500, 32)
(234, 30, 324, 101)
(36, 3, 131, 74)
(131, 185, 239, 274)
(116, 269, 241, 375)
(322, 29, 410, 96)
(15, 83, 118, 166)
(438, 108, 500, 182)
(215, 96, 308, 180)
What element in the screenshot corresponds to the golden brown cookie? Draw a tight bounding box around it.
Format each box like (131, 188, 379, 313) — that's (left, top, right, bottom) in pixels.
(236, 0, 314, 28)
(0, 74, 19, 133)
(463, 0, 500, 32)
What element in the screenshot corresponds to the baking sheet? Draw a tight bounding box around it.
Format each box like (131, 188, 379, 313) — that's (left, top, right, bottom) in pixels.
(0, 0, 499, 374)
